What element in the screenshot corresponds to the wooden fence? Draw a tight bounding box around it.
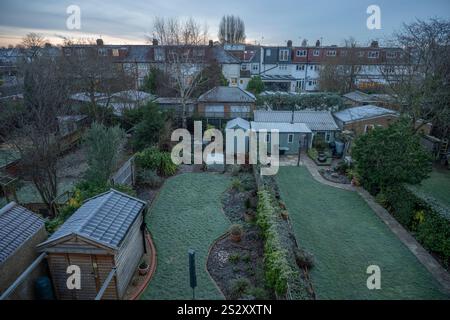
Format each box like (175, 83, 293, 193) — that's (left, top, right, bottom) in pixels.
(111, 155, 136, 186)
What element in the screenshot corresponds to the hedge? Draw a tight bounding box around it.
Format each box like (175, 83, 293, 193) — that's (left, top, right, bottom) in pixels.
(381, 184, 450, 267)
(256, 190, 294, 295)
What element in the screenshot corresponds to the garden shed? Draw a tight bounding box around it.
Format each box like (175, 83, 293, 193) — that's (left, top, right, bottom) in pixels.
(0, 202, 47, 299)
(37, 189, 147, 300)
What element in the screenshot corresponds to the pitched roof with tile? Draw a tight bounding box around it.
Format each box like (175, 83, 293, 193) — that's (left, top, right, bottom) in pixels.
(254, 110, 340, 131)
(39, 190, 146, 250)
(0, 202, 45, 264)
(198, 86, 256, 103)
(333, 105, 398, 123)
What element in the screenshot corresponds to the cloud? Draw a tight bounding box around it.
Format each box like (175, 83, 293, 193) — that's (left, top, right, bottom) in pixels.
(0, 0, 449, 46)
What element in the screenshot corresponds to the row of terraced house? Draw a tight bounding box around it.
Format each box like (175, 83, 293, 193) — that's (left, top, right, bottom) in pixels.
(59, 38, 406, 93)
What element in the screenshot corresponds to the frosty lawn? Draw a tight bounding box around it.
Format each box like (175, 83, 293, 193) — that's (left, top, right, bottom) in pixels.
(276, 166, 448, 300)
(141, 173, 230, 300)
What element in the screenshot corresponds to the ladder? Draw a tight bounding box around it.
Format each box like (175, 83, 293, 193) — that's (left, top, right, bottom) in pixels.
(439, 138, 449, 156)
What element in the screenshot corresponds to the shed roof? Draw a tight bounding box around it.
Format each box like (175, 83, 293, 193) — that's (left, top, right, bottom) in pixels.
(254, 110, 339, 131)
(343, 90, 372, 103)
(198, 86, 256, 103)
(0, 202, 45, 264)
(251, 121, 312, 133)
(38, 190, 146, 250)
(333, 105, 398, 123)
(111, 90, 155, 102)
(226, 118, 250, 130)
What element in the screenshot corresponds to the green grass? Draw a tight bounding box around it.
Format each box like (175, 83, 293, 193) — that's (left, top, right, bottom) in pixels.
(141, 173, 230, 300)
(414, 168, 450, 208)
(276, 166, 448, 300)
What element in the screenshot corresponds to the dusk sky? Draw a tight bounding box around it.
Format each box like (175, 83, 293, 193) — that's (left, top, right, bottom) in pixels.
(0, 0, 449, 47)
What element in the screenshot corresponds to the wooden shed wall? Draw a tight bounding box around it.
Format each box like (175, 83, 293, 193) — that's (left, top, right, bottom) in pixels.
(46, 237, 118, 300)
(115, 214, 144, 298)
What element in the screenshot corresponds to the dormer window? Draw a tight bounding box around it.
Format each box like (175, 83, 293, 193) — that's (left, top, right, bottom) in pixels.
(326, 50, 336, 57)
(368, 51, 379, 58)
(313, 49, 320, 56)
(386, 51, 397, 59)
(296, 50, 307, 57)
(112, 49, 119, 57)
(98, 48, 107, 56)
(279, 49, 289, 61)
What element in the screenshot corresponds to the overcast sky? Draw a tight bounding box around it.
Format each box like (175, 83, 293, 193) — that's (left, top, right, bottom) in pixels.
(0, 0, 449, 47)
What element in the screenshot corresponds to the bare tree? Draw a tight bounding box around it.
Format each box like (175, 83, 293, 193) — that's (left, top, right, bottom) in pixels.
(381, 18, 450, 134)
(21, 33, 47, 62)
(218, 15, 246, 44)
(63, 44, 135, 123)
(150, 17, 208, 45)
(1, 54, 72, 215)
(318, 37, 360, 93)
(149, 17, 210, 128)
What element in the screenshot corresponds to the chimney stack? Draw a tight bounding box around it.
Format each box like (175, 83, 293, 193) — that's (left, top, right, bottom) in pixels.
(209, 40, 214, 47)
(96, 38, 104, 46)
(315, 40, 321, 47)
(152, 38, 159, 46)
(287, 40, 293, 48)
(370, 40, 379, 48)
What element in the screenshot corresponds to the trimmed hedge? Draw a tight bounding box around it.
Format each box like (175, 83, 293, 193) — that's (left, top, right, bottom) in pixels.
(135, 146, 178, 176)
(381, 184, 450, 267)
(256, 190, 294, 295)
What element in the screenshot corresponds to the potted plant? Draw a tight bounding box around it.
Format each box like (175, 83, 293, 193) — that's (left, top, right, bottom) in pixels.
(280, 210, 289, 220)
(229, 224, 243, 242)
(279, 201, 286, 210)
(138, 259, 150, 276)
(244, 209, 256, 222)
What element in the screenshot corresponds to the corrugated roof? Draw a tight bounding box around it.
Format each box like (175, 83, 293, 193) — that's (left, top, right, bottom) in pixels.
(198, 86, 256, 103)
(226, 118, 250, 130)
(333, 105, 398, 123)
(39, 190, 146, 250)
(0, 202, 45, 264)
(254, 110, 339, 131)
(251, 122, 312, 133)
(260, 75, 296, 81)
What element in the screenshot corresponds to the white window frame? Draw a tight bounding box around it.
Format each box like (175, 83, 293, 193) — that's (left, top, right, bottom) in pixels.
(386, 51, 397, 59)
(288, 134, 294, 143)
(252, 64, 259, 71)
(313, 49, 320, 56)
(279, 49, 289, 61)
(296, 50, 307, 57)
(326, 50, 337, 57)
(368, 51, 379, 59)
(296, 64, 305, 71)
(364, 124, 375, 133)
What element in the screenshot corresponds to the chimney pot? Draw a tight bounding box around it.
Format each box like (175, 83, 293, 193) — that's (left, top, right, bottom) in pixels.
(209, 40, 214, 47)
(96, 39, 104, 46)
(152, 38, 159, 46)
(287, 40, 293, 48)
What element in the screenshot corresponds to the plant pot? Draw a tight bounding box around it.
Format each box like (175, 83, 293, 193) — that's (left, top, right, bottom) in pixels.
(230, 233, 242, 243)
(138, 264, 150, 276)
(244, 210, 256, 222)
(280, 210, 289, 220)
